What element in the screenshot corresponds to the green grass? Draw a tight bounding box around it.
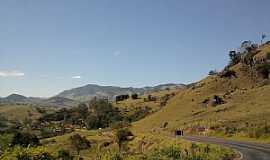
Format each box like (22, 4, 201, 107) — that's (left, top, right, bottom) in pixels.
(40, 128, 234, 160)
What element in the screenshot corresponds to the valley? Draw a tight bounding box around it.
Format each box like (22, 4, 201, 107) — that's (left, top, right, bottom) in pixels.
(1, 42, 270, 159)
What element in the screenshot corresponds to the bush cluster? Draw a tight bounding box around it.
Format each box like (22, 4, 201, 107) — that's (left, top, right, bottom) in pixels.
(115, 95, 129, 102)
(39, 99, 123, 130)
(0, 146, 73, 160)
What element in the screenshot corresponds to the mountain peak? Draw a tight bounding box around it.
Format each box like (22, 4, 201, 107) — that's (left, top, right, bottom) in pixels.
(57, 83, 186, 102)
(6, 93, 27, 99)
(4, 94, 28, 102)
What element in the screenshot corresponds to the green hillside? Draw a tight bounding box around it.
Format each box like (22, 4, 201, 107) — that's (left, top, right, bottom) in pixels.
(133, 43, 270, 143)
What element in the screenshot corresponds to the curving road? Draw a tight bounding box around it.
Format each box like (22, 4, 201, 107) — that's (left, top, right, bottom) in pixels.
(183, 136, 270, 160)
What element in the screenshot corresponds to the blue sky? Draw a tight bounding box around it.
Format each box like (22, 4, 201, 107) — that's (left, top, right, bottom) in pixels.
(1, 0, 270, 97)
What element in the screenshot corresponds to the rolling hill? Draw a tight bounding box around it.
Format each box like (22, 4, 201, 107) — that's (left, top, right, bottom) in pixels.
(0, 94, 29, 103)
(0, 94, 79, 108)
(132, 43, 270, 142)
(56, 83, 186, 102)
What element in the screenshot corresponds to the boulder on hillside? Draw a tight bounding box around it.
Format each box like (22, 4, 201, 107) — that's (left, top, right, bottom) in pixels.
(202, 95, 225, 107)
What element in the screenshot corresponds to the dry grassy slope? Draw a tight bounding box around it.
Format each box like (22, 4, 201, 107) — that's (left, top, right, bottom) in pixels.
(254, 43, 270, 60)
(43, 128, 232, 159)
(0, 104, 41, 122)
(114, 89, 180, 110)
(0, 104, 57, 122)
(132, 45, 270, 134)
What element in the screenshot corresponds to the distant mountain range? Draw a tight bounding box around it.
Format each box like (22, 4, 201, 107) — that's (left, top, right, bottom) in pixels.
(0, 94, 29, 103)
(56, 83, 186, 101)
(0, 83, 186, 107)
(0, 94, 79, 108)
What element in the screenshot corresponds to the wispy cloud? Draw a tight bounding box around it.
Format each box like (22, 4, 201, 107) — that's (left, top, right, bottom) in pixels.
(113, 50, 121, 56)
(0, 70, 25, 77)
(72, 76, 81, 79)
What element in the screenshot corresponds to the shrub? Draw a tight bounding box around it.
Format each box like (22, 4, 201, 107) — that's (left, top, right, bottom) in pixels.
(39, 99, 123, 130)
(0, 146, 54, 160)
(35, 107, 47, 114)
(33, 152, 55, 160)
(97, 152, 123, 160)
(225, 126, 237, 135)
(219, 70, 237, 78)
(131, 93, 138, 99)
(228, 51, 241, 66)
(110, 153, 123, 160)
(57, 149, 74, 160)
(115, 128, 133, 151)
(239, 41, 256, 53)
(110, 121, 131, 130)
(266, 52, 270, 59)
(208, 70, 218, 75)
(160, 94, 170, 107)
(144, 95, 157, 102)
(85, 115, 99, 129)
(161, 145, 182, 159)
(0, 133, 13, 150)
(84, 100, 123, 129)
(0, 115, 8, 129)
(255, 64, 270, 79)
(11, 132, 40, 147)
(70, 134, 91, 155)
(115, 95, 129, 102)
(211, 95, 225, 106)
(126, 106, 151, 122)
(247, 124, 270, 138)
(16, 152, 31, 160)
(40, 127, 55, 139)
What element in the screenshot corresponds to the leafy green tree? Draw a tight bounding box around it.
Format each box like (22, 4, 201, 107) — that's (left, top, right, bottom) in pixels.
(39, 99, 123, 130)
(11, 132, 39, 147)
(0, 115, 7, 129)
(127, 107, 151, 122)
(70, 134, 91, 156)
(85, 114, 99, 129)
(229, 51, 241, 66)
(0, 133, 14, 150)
(115, 128, 133, 151)
(208, 70, 218, 75)
(131, 93, 138, 99)
(85, 100, 122, 129)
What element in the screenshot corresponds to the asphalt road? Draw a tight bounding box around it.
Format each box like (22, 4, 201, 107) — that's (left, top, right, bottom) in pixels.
(183, 136, 270, 160)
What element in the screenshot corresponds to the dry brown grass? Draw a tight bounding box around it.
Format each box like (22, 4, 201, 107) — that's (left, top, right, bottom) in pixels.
(0, 104, 41, 122)
(132, 45, 270, 143)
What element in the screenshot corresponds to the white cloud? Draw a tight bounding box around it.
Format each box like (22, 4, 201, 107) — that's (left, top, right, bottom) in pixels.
(113, 50, 121, 56)
(0, 70, 25, 77)
(72, 76, 81, 79)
